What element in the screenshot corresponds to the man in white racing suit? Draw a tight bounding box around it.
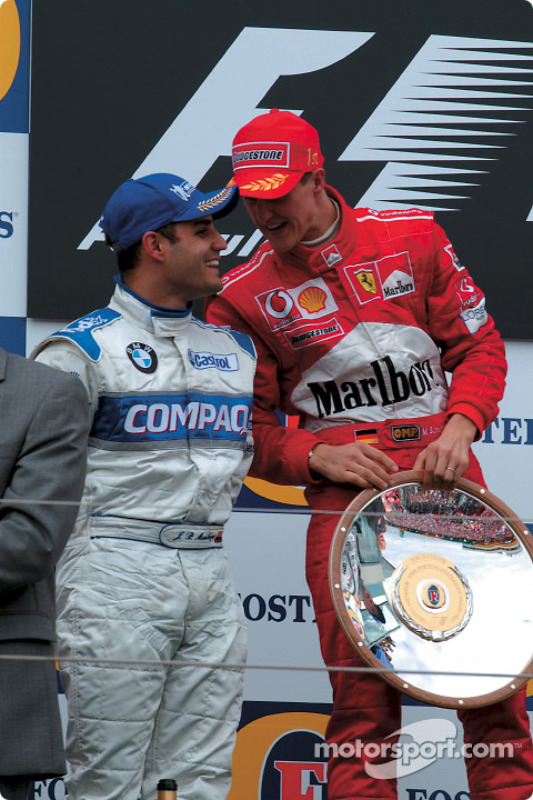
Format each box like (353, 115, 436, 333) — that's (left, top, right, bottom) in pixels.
(33, 173, 256, 800)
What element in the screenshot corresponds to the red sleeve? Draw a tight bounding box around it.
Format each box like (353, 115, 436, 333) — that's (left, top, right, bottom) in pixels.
(426, 223, 507, 437)
(205, 294, 323, 486)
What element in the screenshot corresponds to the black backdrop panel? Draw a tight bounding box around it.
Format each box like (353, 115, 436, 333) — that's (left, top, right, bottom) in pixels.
(28, 0, 533, 337)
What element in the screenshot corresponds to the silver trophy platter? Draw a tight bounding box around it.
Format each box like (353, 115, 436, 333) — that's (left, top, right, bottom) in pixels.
(329, 470, 533, 708)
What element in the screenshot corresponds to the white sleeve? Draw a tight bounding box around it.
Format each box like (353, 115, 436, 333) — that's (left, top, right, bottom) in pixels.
(33, 341, 99, 422)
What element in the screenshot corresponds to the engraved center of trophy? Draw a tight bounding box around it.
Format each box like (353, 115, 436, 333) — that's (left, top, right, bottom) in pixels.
(391, 553, 472, 641)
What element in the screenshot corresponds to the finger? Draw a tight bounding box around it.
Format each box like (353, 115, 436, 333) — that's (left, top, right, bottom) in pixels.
(345, 463, 395, 491)
(423, 464, 457, 489)
(356, 444, 399, 473)
(433, 455, 459, 483)
(443, 466, 457, 483)
(413, 450, 426, 472)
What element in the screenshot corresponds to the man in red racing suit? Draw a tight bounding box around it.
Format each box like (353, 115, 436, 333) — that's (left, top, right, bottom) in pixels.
(206, 109, 533, 800)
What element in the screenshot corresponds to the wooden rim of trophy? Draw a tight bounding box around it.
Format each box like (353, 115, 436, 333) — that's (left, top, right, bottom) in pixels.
(328, 470, 533, 709)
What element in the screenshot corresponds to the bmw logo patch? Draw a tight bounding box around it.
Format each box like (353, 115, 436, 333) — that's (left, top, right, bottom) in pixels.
(126, 342, 158, 373)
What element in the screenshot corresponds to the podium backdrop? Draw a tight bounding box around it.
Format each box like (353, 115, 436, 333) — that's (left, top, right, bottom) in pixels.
(0, 1, 532, 797)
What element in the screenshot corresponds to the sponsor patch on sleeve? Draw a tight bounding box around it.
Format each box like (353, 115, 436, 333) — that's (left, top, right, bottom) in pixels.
(49, 308, 121, 361)
(460, 298, 489, 334)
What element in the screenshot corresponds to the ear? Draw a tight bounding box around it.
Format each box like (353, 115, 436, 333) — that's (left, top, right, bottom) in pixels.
(312, 168, 327, 194)
(141, 230, 165, 261)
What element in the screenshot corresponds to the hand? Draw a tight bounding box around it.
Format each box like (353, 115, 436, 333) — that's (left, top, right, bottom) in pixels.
(308, 442, 399, 490)
(413, 413, 478, 488)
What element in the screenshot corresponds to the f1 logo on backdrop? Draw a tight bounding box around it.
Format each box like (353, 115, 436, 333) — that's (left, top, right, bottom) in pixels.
(78, 27, 372, 250)
(78, 27, 533, 251)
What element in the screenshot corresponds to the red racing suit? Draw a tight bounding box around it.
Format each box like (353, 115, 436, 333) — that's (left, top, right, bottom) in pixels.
(206, 187, 533, 800)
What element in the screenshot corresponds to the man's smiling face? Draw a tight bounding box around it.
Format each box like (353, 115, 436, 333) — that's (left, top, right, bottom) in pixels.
(242, 170, 330, 254)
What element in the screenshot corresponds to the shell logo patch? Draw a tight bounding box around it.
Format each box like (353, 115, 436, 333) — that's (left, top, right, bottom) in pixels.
(297, 285, 327, 313)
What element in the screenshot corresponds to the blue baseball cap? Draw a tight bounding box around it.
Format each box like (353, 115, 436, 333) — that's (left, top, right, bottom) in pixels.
(100, 172, 239, 252)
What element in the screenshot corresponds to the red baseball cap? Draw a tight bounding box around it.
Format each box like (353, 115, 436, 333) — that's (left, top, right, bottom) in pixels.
(231, 109, 324, 199)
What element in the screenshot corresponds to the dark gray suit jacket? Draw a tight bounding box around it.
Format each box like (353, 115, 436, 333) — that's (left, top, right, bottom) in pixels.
(0, 348, 89, 777)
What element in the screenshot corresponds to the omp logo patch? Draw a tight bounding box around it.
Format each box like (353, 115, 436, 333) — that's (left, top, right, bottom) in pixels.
(391, 424, 421, 441)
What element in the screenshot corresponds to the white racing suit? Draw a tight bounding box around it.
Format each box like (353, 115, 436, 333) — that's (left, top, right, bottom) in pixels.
(33, 280, 256, 800)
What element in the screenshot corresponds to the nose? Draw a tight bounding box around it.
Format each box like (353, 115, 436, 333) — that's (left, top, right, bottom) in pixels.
(212, 230, 228, 252)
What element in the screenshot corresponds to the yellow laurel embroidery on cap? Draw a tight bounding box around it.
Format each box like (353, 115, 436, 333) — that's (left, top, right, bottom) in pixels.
(241, 173, 290, 192)
(196, 187, 232, 211)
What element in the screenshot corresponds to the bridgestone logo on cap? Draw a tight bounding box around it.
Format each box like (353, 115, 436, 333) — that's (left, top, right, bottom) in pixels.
(233, 142, 289, 169)
(234, 149, 284, 163)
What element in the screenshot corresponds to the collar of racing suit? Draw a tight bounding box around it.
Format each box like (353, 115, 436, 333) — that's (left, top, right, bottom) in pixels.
(110, 275, 194, 337)
(274, 185, 363, 274)
(301, 197, 341, 247)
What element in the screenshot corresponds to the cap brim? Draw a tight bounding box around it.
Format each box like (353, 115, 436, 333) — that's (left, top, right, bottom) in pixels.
(234, 169, 304, 200)
(176, 184, 239, 222)
(212, 185, 240, 219)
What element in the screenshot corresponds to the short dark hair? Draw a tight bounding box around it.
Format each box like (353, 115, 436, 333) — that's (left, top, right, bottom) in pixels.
(105, 235, 140, 274)
(156, 222, 178, 244)
(106, 221, 179, 275)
